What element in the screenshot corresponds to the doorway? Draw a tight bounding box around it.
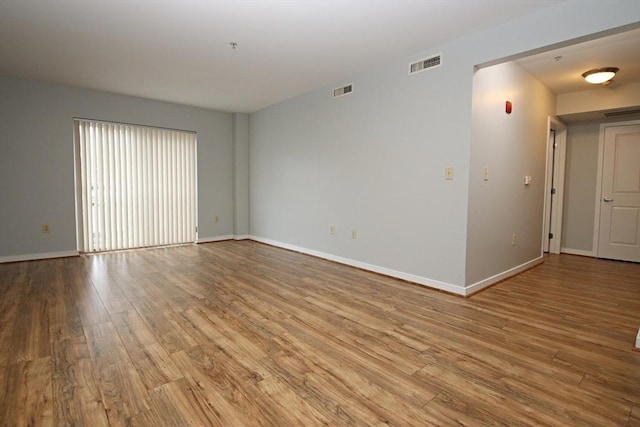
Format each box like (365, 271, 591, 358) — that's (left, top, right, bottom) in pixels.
(74, 119, 198, 252)
(543, 117, 567, 254)
(594, 120, 640, 262)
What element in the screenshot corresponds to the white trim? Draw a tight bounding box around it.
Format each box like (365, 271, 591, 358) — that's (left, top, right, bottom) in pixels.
(0, 250, 79, 263)
(551, 121, 567, 254)
(73, 123, 84, 253)
(593, 124, 606, 255)
(635, 328, 640, 350)
(0, 239, 540, 297)
(249, 235, 466, 295)
(197, 235, 234, 243)
(560, 247, 595, 257)
(542, 116, 567, 255)
(543, 126, 553, 253)
(593, 119, 640, 257)
(465, 256, 544, 296)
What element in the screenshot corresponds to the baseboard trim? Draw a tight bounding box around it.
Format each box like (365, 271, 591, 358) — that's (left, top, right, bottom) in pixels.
(0, 239, 545, 297)
(465, 256, 544, 296)
(0, 250, 80, 264)
(197, 235, 234, 244)
(249, 236, 466, 296)
(635, 328, 640, 350)
(560, 247, 595, 257)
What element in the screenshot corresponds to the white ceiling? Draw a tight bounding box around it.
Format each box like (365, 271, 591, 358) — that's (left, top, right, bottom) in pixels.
(2, 1, 638, 114)
(1, 0, 566, 113)
(514, 27, 640, 95)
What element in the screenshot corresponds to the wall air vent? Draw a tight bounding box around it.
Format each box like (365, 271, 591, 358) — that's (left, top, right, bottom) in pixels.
(333, 84, 353, 98)
(409, 54, 442, 75)
(603, 108, 640, 117)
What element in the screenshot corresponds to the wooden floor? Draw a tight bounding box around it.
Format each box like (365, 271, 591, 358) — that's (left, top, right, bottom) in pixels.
(0, 241, 639, 426)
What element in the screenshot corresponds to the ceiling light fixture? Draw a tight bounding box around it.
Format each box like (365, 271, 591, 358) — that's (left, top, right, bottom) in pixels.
(582, 67, 619, 85)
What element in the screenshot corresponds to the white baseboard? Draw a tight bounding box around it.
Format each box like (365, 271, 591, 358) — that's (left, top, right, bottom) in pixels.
(560, 247, 595, 257)
(0, 250, 79, 263)
(0, 239, 545, 299)
(465, 256, 544, 296)
(249, 235, 466, 295)
(197, 235, 234, 243)
(636, 328, 640, 350)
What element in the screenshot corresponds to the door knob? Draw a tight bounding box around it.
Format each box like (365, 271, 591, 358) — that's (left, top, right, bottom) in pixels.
(603, 197, 614, 202)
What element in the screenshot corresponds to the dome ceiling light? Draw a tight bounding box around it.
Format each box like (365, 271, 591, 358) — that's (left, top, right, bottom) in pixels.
(582, 67, 619, 85)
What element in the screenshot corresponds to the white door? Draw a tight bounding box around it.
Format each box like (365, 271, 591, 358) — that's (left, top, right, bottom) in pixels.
(597, 124, 640, 262)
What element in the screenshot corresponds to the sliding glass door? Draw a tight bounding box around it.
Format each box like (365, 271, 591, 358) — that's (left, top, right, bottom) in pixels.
(74, 119, 197, 252)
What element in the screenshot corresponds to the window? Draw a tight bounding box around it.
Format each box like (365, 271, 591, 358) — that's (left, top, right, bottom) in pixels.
(74, 119, 197, 252)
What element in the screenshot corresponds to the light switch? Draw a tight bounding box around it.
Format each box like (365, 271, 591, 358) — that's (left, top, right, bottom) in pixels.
(524, 176, 532, 185)
(483, 167, 489, 181)
(445, 167, 454, 180)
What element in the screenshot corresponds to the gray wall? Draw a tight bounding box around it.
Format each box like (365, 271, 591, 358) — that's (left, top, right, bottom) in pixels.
(250, 59, 472, 288)
(0, 77, 234, 258)
(466, 62, 556, 286)
(249, 0, 639, 291)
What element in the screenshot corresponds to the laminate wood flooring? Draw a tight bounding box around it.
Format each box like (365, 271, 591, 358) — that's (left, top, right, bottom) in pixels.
(0, 241, 639, 426)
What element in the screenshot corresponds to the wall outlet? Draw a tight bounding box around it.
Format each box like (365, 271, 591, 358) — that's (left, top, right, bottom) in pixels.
(330, 225, 336, 235)
(42, 224, 50, 234)
(512, 233, 516, 246)
(351, 229, 357, 240)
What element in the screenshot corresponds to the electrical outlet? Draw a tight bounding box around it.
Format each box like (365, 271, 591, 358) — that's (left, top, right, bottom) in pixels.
(512, 234, 516, 246)
(42, 224, 50, 234)
(330, 225, 336, 235)
(351, 229, 357, 240)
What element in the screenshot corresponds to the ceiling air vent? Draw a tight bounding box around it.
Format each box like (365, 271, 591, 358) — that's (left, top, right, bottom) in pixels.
(409, 54, 442, 75)
(603, 108, 640, 117)
(333, 84, 353, 98)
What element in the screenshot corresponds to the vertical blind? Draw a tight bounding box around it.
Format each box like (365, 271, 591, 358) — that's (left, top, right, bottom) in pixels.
(75, 119, 197, 252)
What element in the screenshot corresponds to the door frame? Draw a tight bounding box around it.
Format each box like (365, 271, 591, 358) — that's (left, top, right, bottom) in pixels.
(592, 119, 640, 257)
(542, 116, 567, 254)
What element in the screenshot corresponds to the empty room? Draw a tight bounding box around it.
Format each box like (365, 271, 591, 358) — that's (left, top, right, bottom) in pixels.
(1, 0, 640, 425)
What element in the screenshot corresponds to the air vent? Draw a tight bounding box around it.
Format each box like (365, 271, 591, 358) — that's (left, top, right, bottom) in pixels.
(603, 109, 640, 117)
(333, 84, 353, 98)
(409, 54, 442, 75)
